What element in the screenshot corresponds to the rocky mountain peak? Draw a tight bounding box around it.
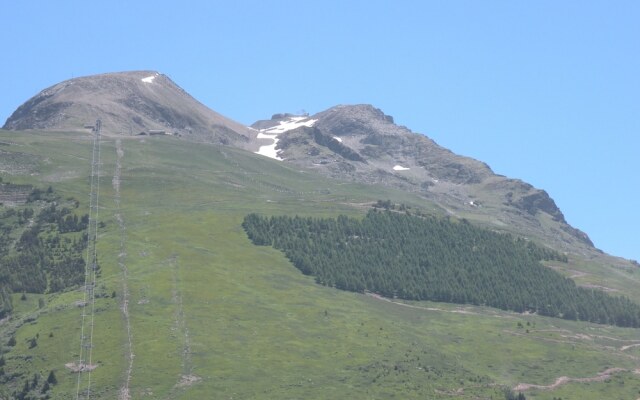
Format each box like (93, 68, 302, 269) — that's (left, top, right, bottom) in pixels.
(253, 103, 593, 252)
(3, 71, 253, 146)
(318, 104, 395, 124)
(312, 104, 400, 138)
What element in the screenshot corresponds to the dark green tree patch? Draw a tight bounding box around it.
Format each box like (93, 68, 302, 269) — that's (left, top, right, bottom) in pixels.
(243, 210, 640, 327)
(0, 184, 90, 317)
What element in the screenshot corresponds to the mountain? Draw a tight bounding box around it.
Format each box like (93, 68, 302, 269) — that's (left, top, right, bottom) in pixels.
(2, 71, 253, 146)
(251, 105, 594, 256)
(3, 72, 601, 254)
(2, 74, 640, 398)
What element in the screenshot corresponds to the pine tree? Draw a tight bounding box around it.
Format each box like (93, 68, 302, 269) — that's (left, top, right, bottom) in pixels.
(47, 370, 57, 385)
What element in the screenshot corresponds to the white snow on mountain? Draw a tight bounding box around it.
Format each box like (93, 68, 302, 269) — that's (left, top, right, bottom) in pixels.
(255, 131, 283, 160)
(263, 117, 317, 134)
(255, 117, 317, 160)
(141, 73, 158, 83)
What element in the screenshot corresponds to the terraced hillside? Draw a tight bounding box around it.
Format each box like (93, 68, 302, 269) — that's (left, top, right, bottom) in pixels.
(0, 130, 639, 399)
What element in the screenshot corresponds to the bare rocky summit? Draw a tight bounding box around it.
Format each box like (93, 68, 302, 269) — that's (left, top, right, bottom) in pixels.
(3, 71, 253, 146)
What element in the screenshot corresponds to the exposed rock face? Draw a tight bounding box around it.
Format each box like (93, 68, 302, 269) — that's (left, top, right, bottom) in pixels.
(313, 105, 397, 137)
(310, 105, 494, 184)
(516, 190, 564, 220)
(3, 71, 253, 147)
(253, 104, 594, 251)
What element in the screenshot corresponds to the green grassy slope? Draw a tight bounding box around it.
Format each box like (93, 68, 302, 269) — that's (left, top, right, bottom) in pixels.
(0, 130, 639, 399)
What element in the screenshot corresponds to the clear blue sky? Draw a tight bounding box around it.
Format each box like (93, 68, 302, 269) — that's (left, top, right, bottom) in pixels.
(1, 1, 638, 261)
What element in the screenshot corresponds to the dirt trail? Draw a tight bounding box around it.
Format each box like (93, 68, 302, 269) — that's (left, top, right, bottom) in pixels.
(368, 294, 640, 354)
(114, 139, 134, 400)
(366, 292, 512, 318)
(514, 367, 632, 392)
(368, 293, 640, 392)
(548, 266, 588, 279)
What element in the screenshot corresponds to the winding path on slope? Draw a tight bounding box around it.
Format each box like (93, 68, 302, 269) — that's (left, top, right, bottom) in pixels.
(113, 139, 134, 400)
(365, 292, 513, 318)
(513, 368, 640, 392)
(367, 292, 640, 394)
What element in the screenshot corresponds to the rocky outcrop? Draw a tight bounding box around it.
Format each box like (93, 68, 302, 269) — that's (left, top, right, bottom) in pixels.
(515, 190, 565, 221)
(309, 127, 366, 163)
(313, 104, 398, 137)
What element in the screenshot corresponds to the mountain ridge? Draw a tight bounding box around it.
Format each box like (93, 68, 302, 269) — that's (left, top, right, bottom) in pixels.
(4, 73, 597, 258)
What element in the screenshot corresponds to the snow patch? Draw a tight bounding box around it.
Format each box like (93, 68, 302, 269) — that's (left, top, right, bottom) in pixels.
(255, 131, 283, 160)
(255, 117, 317, 161)
(333, 136, 343, 143)
(393, 165, 410, 171)
(141, 73, 159, 83)
(263, 117, 317, 134)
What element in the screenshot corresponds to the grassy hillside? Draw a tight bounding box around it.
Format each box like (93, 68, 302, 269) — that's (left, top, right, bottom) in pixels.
(0, 130, 639, 399)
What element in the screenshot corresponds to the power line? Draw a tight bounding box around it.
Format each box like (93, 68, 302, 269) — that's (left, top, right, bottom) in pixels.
(75, 119, 102, 399)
